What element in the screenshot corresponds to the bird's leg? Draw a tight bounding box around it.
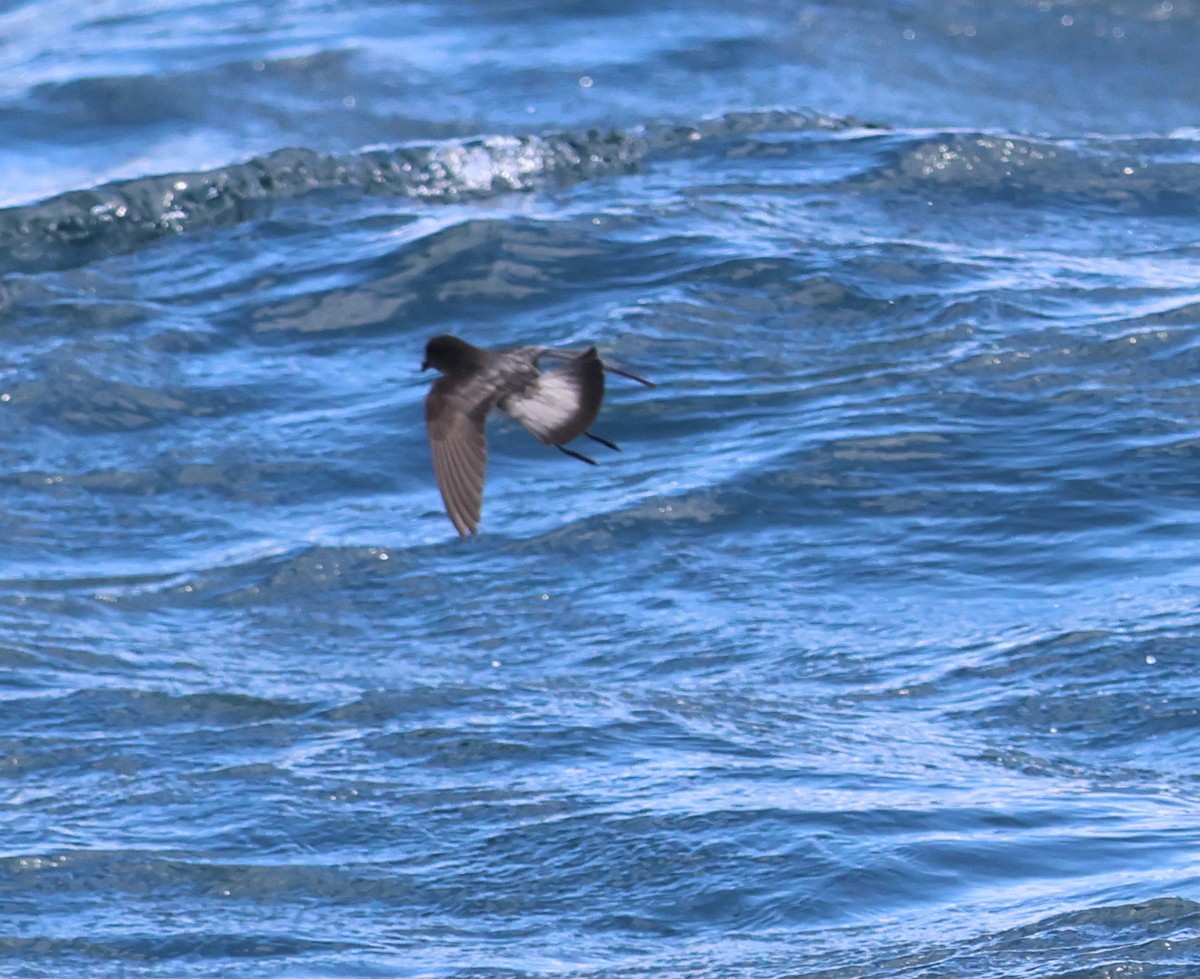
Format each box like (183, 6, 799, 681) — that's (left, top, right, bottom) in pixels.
(584, 431, 620, 451)
(557, 444, 598, 465)
(604, 364, 655, 387)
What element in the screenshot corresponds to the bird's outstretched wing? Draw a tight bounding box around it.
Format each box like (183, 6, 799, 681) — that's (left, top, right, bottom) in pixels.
(425, 377, 492, 537)
(500, 347, 605, 446)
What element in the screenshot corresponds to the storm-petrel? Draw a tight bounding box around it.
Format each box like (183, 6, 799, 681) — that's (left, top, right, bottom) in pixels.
(421, 334, 654, 537)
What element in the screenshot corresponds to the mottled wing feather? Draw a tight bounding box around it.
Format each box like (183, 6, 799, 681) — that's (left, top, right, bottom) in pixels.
(425, 377, 492, 537)
(504, 347, 605, 445)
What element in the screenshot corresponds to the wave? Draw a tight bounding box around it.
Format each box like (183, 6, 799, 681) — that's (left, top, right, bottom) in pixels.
(0, 110, 854, 274)
(864, 129, 1200, 212)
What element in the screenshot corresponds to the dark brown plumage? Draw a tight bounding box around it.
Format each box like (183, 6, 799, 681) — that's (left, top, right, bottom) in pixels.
(421, 334, 654, 537)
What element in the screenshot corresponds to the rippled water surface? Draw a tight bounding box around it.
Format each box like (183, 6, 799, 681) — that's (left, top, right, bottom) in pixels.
(3, 1, 1200, 976)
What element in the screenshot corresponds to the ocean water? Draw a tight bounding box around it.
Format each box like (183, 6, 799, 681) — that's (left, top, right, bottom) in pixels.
(3, 1, 1200, 976)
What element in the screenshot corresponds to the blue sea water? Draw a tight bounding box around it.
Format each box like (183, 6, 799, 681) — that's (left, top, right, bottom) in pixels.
(2, 0, 1200, 975)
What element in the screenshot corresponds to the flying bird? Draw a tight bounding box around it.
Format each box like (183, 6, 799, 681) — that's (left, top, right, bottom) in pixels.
(421, 334, 654, 537)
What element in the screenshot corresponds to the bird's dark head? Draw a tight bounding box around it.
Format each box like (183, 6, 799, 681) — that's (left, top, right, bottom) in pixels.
(421, 335, 485, 375)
